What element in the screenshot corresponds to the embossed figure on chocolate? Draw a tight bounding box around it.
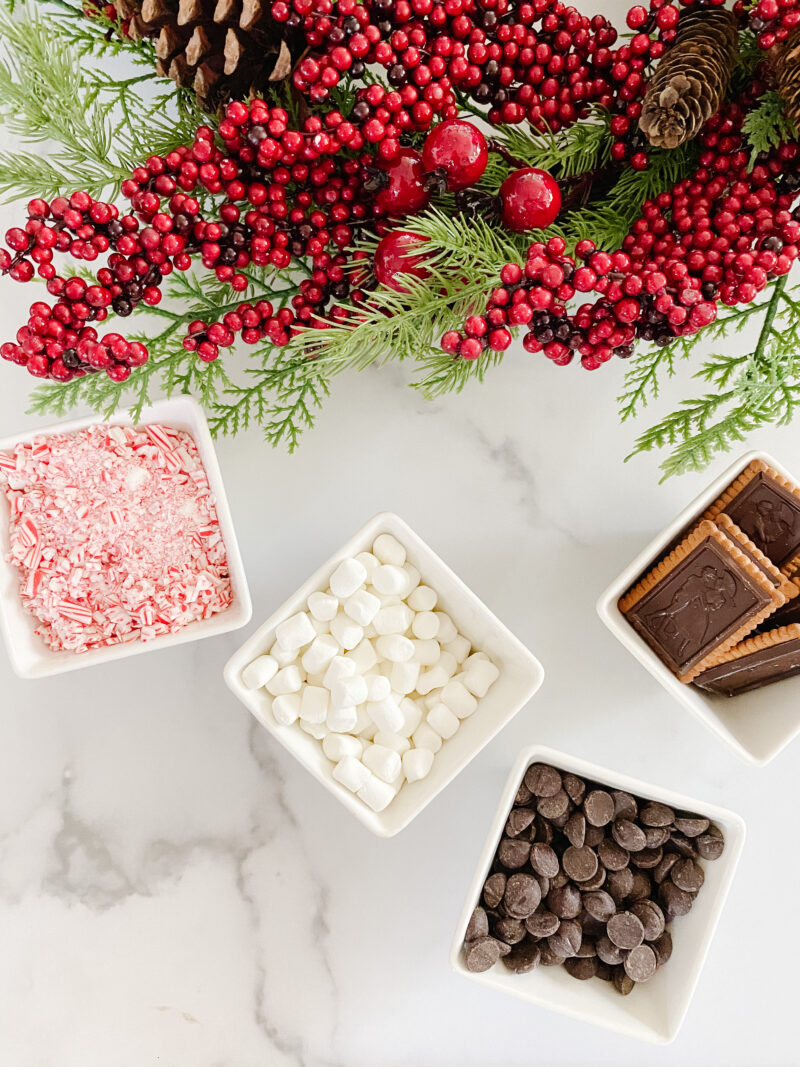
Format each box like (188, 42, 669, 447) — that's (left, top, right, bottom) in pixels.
(643, 565, 737, 658)
(752, 499, 795, 549)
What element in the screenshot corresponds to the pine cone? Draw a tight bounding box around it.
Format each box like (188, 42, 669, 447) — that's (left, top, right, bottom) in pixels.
(639, 8, 739, 150)
(771, 26, 800, 131)
(113, 0, 296, 111)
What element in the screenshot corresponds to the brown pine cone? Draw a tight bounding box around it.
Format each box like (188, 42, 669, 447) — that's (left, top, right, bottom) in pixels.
(638, 8, 739, 150)
(113, 0, 295, 111)
(771, 26, 800, 132)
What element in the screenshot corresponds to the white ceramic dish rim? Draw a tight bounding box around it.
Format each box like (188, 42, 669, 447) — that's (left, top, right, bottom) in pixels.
(0, 395, 252, 678)
(450, 743, 746, 1045)
(596, 449, 800, 766)
(224, 511, 545, 837)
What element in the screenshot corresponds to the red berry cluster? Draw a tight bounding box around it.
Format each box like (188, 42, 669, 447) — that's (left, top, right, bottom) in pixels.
(738, 0, 800, 49)
(444, 103, 800, 369)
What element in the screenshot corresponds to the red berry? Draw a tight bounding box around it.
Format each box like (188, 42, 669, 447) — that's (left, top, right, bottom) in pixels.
(499, 168, 561, 232)
(421, 118, 488, 190)
(376, 148, 430, 216)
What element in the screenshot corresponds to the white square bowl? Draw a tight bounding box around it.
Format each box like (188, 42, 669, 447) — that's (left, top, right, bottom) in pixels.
(597, 450, 800, 766)
(224, 511, 544, 837)
(0, 396, 252, 678)
(451, 744, 745, 1045)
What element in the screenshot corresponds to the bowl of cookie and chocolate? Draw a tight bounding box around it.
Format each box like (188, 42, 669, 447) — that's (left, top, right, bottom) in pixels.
(598, 451, 800, 766)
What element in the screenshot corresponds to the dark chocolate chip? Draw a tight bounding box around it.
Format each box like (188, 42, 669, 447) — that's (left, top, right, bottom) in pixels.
(515, 782, 534, 806)
(606, 867, 634, 903)
(632, 846, 663, 869)
(583, 890, 616, 923)
(525, 763, 562, 798)
(534, 874, 551, 898)
(631, 899, 665, 941)
(607, 911, 645, 950)
(525, 910, 560, 938)
(548, 919, 582, 958)
(596, 961, 614, 982)
(550, 810, 570, 830)
(696, 827, 725, 860)
(539, 945, 565, 966)
(628, 871, 653, 902)
(530, 842, 560, 879)
(625, 944, 657, 983)
(580, 913, 607, 940)
(563, 845, 599, 883)
(580, 865, 607, 891)
(652, 930, 673, 967)
(596, 935, 625, 965)
(483, 872, 506, 909)
(536, 789, 570, 820)
(506, 808, 536, 837)
(640, 802, 675, 827)
(533, 816, 554, 845)
(565, 956, 598, 980)
(565, 811, 586, 848)
(613, 968, 635, 995)
(659, 881, 694, 920)
(465, 936, 504, 972)
(501, 938, 541, 973)
(644, 826, 670, 849)
(612, 790, 638, 820)
(575, 937, 598, 958)
(494, 917, 527, 944)
(498, 836, 531, 869)
(671, 858, 705, 893)
(547, 883, 582, 919)
(465, 907, 489, 941)
(584, 824, 606, 848)
(504, 873, 542, 919)
(598, 838, 630, 871)
(667, 834, 697, 858)
(612, 818, 647, 852)
(674, 815, 710, 837)
(584, 790, 615, 827)
(563, 773, 586, 805)
(653, 852, 680, 884)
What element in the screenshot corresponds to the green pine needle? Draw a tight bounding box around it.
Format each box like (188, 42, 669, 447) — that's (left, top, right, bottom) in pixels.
(743, 91, 798, 169)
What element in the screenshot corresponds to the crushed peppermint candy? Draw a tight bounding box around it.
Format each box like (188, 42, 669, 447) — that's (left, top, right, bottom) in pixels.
(0, 422, 233, 653)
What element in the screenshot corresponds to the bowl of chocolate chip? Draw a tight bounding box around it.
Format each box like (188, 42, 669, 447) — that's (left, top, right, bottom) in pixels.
(451, 745, 745, 1044)
(598, 450, 800, 766)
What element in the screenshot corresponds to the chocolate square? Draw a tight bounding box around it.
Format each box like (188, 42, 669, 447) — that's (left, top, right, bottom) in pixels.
(706, 462, 800, 572)
(619, 521, 784, 681)
(694, 627, 800, 696)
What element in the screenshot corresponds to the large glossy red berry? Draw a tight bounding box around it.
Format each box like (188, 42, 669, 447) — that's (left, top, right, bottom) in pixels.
(500, 168, 561, 232)
(422, 119, 488, 191)
(373, 231, 431, 292)
(376, 148, 430, 217)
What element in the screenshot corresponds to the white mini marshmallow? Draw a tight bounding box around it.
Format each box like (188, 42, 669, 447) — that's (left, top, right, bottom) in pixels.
(464, 652, 489, 668)
(333, 756, 371, 793)
(275, 610, 316, 651)
(270, 640, 297, 667)
(344, 588, 381, 626)
(323, 655, 356, 689)
(416, 665, 450, 695)
(323, 733, 363, 762)
(399, 697, 424, 737)
(427, 702, 460, 739)
(345, 637, 378, 674)
(408, 584, 437, 612)
(376, 634, 414, 663)
(438, 651, 458, 678)
(403, 563, 421, 594)
(411, 611, 439, 640)
(441, 678, 478, 718)
(372, 533, 407, 567)
(353, 705, 373, 735)
(445, 635, 471, 664)
(462, 659, 500, 698)
(374, 603, 413, 635)
(331, 674, 368, 710)
(411, 639, 441, 666)
(310, 616, 330, 636)
(266, 665, 304, 696)
(300, 720, 328, 740)
(371, 564, 409, 597)
(272, 693, 300, 725)
(357, 774, 399, 812)
(390, 660, 420, 695)
(412, 721, 443, 752)
(423, 692, 440, 710)
(367, 695, 405, 734)
(433, 611, 457, 644)
(403, 747, 434, 782)
(301, 634, 339, 675)
(327, 705, 359, 733)
(366, 674, 391, 702)
(329, 557, 367, 599)
(330, 613, 364, 651)
(362, 743, 402, 784)
(373, 731, 411, 755)
(307, 590, 339, 621)
(241, 654, 278, 690)
(300, 685, 329, 723)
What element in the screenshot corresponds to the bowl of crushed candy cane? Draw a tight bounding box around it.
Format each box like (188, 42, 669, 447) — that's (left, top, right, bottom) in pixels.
(0, 396, 251, 678)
